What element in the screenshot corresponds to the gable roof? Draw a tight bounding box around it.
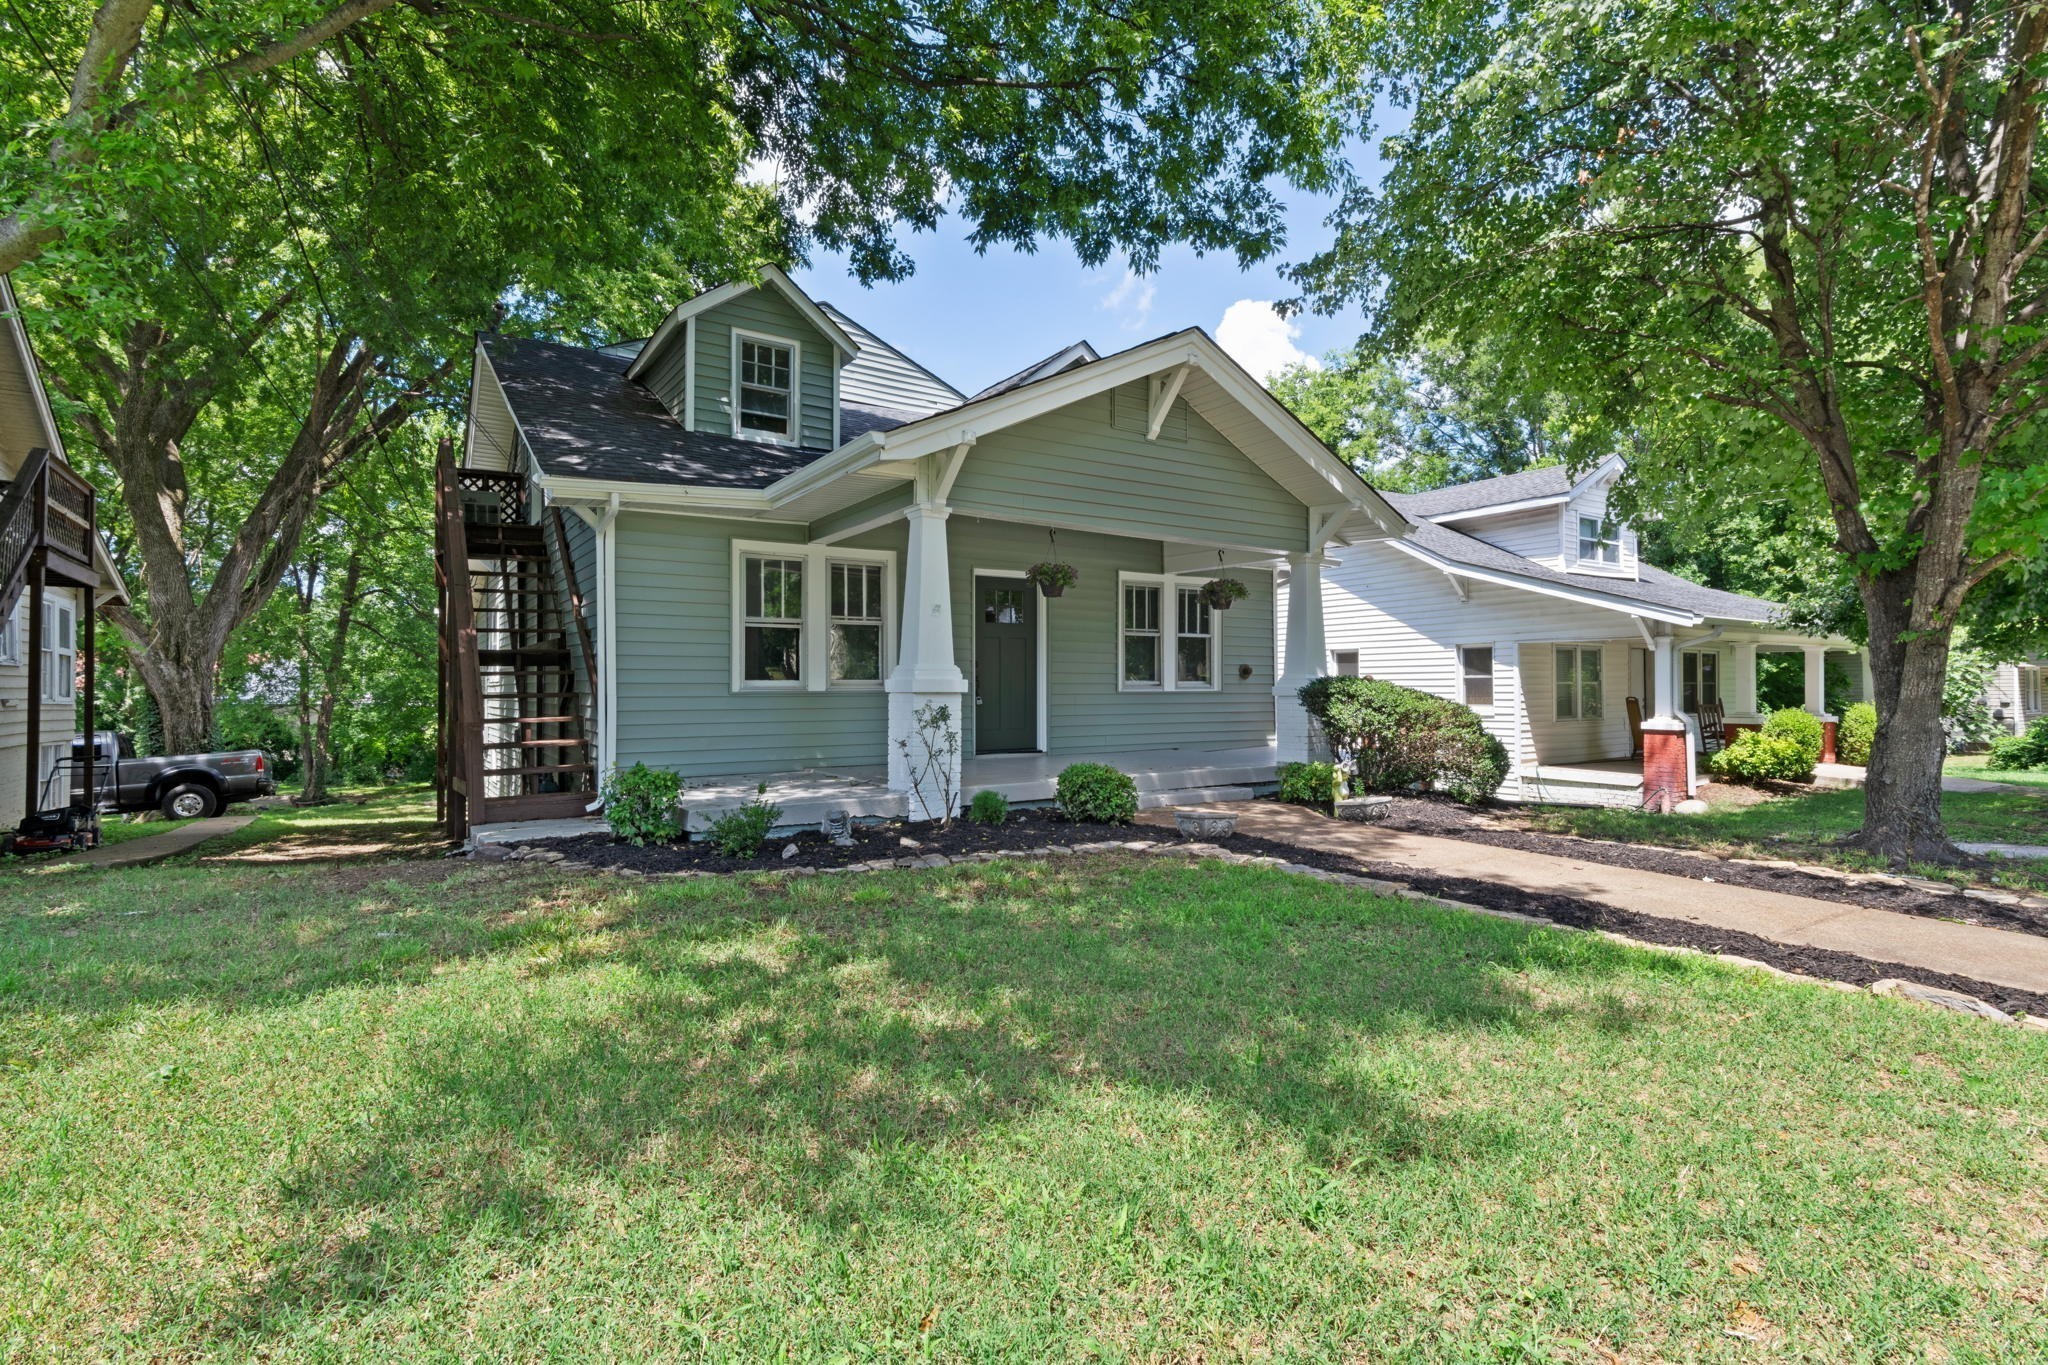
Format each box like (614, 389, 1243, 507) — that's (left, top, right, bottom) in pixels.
(820, 303, 962, 415)
(1383, 493, 1781, 625)
(625, 265, 859, 386)
(970, 341, 1100, 400)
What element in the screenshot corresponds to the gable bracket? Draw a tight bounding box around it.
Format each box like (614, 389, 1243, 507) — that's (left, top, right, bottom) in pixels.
(1307, 503, 1351, 550)
(1147, 363, 1192, 440)
(935, 433, 976, 502)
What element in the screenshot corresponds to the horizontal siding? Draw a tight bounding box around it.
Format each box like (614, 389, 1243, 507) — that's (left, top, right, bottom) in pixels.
(824, 305, 961, 414)
(1314, 542, 1643, 772)
(0, 585, 79, 827)
(1459, 506, 1562, 566)
(948, 391, 1308, 551)
(611, 513, 905, 779)
(1562, 476, 1641, 577)
(640, 322, 692, 423)
(949, 517, 1276, 757)
(691, 289, 838, 448)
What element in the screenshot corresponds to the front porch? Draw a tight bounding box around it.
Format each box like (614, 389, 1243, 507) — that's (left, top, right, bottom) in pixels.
(469, 742, 1282, 843)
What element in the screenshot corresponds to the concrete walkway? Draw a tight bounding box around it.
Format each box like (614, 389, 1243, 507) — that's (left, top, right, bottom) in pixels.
(70, 815, 255, 869)
(1156, 803, 2048, 997)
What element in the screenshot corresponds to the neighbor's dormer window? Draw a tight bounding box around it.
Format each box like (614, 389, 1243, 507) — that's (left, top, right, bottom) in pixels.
(1577, 515, 1621, 565)
(736, 334, 795, 440)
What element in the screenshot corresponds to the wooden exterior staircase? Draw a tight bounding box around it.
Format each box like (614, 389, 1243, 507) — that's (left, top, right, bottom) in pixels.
(0, 446, 103, 821)
(435, 464, 598, 839)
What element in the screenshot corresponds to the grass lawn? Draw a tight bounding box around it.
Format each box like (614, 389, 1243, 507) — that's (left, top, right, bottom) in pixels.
(4, 794, 2046, 1359)
(1948, 753, 2048, 791)
(1518, 784, 2048, 892)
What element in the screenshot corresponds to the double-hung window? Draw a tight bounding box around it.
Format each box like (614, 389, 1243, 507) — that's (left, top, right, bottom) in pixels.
(1122, 583, 1162, 686)
(1682, 650, 1719, 712)
(1120, 574, 1225, 690)
(1175, 589, 1214, 686)
(828, 561, 884, 683)
(1577, 516, 1621, 566)
(0, 602, 18, 666)
(1460, 645, 1494, 708)
(1554, 646, 1604, 720)
(742, 555, 804, 684)
(735, 334, 796, 441)
(41, 599, 75, 703)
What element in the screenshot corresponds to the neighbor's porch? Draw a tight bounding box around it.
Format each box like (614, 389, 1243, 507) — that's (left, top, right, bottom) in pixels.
(1514, 628, 1868, 808)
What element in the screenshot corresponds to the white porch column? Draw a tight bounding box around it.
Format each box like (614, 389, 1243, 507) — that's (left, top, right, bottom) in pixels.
(886, 504, 969, 819)
(1859, 651, 1875, 706)
(1728, 640, 1760, 721)
(1649, 632, 1680, 720)
(1802, 643, 1829, 716)
(1276, 551, 1328, 761)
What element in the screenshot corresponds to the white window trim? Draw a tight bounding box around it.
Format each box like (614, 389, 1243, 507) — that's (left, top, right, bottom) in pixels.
(729, 539, 895, 694)
(1681, 648, 1721, 711)
(1457, 643, 1495, 713)
(1116, 571, 1223, 692)
(1553, 643, 1606, 722)
(42, 599, 75, 703)
(1571, 512, 1625, 572)
(0, 602, 18, 667)
(731, 327, 802, 446)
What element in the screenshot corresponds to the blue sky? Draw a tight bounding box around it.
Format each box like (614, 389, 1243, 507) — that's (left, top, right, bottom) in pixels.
(793, 179, 1371, 397)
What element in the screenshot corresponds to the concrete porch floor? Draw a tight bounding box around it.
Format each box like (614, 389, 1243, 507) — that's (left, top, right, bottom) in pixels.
(470, 743, 1281, 844)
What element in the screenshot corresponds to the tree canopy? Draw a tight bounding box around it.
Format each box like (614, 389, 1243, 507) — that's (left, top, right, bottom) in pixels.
(1292, 0, 2048, 862)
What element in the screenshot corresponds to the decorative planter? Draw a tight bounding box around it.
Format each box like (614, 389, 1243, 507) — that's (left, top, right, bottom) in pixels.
(1026, 562, 1077, 599)
(1199, 577, 1249, 610)
(1335, 795, 1394, 823)
(1174, 809, 1239, 840)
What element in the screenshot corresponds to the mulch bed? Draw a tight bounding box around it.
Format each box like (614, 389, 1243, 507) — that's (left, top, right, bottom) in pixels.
(526, 804, 2048, 1018)
(1365, 796, 2048, 940)
(533, 809, 1142, 875)
(1215, 825, 2048, 1020)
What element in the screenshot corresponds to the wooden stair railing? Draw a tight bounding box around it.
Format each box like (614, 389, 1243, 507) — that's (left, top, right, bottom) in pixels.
(0, 446, 50, 624)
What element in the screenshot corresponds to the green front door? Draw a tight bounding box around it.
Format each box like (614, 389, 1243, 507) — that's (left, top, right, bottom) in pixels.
(974, 576, 1038, 753)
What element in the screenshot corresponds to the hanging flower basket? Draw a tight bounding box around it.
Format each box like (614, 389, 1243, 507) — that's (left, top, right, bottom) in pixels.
(1026, 562, 1078, 598)
(1200, 577, 1249, 610)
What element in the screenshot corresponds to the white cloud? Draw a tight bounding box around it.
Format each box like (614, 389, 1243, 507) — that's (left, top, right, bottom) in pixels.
(1098, 266, 1157, 331)
(1215, 300, 1318, 381)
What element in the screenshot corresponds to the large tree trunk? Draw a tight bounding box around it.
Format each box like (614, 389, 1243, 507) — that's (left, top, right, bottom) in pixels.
(1856, 574, 1957, 864)
(119, 630, 220, 753)
(302, 548, 363, 803)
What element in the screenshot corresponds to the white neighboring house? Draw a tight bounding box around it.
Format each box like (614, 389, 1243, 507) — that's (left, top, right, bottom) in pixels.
(1985, 659, 2047, 735)
(1, 275, 126, 828)
(1307, 457, 1866, 807)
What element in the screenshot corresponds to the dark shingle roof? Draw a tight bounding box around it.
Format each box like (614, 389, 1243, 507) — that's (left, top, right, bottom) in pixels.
(1393, 464, 1573, 519)
(969, 342, 1100, 400)
(484, 335, 830, 489)
(1395, 516, 1781, 623)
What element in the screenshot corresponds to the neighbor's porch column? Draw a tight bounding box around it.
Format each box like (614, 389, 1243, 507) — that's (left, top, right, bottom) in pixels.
(1275, 551, 1329, 761)
(886, 504, 969, 819)
(1802, 642, 1839, 764)
(1639, 624, 1696, 809)
(1728, 640, 1760, 721)
(1859, 651, 1876, 706)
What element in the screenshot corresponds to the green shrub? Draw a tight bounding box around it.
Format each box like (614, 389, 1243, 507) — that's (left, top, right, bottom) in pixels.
(599, 763, 683, 846)
(1986, 717, 2048, 771)
(1710, 731, 1815, 784)
(1054, 763, 1139, 824)
(968, 789, 1011, 824)
(1762, 707, 1825, 769)
(1296, 676, 1509, 805)
(704, 784, 782, 858)
(1837, 702, 1877, 766)
(1277, 760, 1343, 806)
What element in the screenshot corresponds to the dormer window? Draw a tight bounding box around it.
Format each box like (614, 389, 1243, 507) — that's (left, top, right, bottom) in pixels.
(1577, 515, 1621, 565)
(735, 333, 797, 441)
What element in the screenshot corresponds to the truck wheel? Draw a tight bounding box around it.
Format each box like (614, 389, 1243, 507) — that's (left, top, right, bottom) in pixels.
(161, 784, 219, 820)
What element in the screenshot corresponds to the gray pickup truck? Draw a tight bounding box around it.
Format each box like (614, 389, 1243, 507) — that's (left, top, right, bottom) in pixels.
(58, 731, 278, 820)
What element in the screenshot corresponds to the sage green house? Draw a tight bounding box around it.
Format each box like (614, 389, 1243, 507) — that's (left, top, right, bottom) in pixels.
(459, 267, 1401, 825)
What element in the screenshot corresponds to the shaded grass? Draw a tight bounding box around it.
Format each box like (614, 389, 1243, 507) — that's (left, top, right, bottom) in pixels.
(1518, 784, 2048, 892)
(1949, 753, 2048, 790)
(2, 793, 2045, 1359)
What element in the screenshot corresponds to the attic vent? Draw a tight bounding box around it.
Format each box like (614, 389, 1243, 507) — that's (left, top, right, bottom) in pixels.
(1113, 381, 1186, 442)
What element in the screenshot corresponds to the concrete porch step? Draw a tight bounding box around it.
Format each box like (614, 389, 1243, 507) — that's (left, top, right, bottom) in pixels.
(1138, 785, 1256, 810)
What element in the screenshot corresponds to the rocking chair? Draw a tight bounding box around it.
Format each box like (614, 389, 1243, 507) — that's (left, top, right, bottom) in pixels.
(1625, 696, 1644, 759)
(1697, 699, 1728, 754)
